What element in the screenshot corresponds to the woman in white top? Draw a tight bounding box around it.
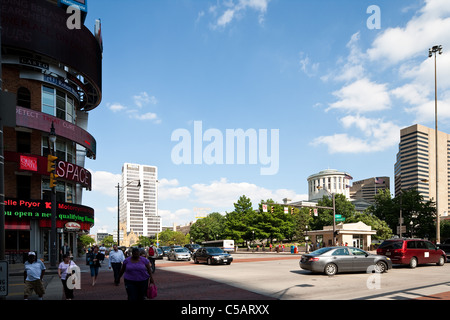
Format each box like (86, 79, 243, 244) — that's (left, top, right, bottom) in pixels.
(58, 254, 78, 300)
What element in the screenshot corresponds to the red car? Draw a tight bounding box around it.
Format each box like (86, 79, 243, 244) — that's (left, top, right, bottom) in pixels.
(377, 239, 446, 268)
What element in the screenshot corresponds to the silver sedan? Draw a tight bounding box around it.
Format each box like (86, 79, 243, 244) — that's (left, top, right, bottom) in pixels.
(167, 248, 191, 261)
(300, 246, 392, 276)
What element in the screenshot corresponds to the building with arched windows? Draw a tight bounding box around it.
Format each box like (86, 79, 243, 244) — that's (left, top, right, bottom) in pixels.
(1, 0, 102, 262)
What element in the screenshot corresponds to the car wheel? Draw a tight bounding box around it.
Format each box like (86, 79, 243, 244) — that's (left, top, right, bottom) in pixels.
(409, 257, 418, 269)
(437, 255, 445, 266)
(324, 263, 337, 276)
(375, 261, 387, 273)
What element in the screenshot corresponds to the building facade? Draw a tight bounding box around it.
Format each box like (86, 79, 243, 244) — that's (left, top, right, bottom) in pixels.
(350, 177, 390, 204)
(1, 0, 102, 262)
(119, 163, 161, 242)
(395, 124, 450, 219)
(307, 169, 352, 201)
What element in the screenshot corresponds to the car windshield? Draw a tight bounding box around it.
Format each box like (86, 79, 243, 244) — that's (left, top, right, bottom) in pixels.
(205, 247, 224, 254)
(192, 244, 201, 249)
(378, 241, 403, 249)
(174, 248, 187, 253)
(310, 247, 333, 255)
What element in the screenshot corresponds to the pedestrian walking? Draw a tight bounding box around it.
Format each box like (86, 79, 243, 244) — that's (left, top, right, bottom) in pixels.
(119, 247, 154, 300)
(87, 245, 101, 286)
(58, 254, 78, 300)
(23, 252, 46, 300)
(109, 244, 125, 285)
(60, 242, 72, 262)
(99, 243, 106, 263)
(148, 244, 157, 273)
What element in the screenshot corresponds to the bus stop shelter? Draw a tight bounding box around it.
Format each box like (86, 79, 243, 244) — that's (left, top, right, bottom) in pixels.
(306, 221, 377, 251)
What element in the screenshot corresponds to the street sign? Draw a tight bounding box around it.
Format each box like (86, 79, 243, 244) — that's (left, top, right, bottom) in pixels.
(335, 214, 342, 218)
(336, 217, 346, 222)
(397, 225, 406, 234)
(0, 261, 8, 296)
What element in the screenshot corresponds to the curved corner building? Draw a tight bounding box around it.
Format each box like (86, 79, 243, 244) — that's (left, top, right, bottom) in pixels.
(1, 0, 102, 262)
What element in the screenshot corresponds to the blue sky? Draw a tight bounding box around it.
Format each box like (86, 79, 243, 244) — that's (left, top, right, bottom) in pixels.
(81, 0, 450, 234)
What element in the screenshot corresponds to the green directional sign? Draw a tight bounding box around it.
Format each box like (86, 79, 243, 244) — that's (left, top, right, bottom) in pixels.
(335, 214, 342, 218)
(336, 217, 346, 222)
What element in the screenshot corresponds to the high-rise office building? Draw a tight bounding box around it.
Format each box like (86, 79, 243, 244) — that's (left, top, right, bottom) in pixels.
(350, 177, 390, 204)
(119, 163, 161, 241)
(394, 124, 450, 219)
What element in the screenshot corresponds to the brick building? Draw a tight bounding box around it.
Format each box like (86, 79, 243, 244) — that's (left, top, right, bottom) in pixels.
(1, 0, 102, 262)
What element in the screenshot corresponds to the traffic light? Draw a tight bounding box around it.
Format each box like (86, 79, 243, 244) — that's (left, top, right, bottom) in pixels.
(291, 207, 294, 214)
(271, 206, 274, 213)
(47, 154, 58, 188)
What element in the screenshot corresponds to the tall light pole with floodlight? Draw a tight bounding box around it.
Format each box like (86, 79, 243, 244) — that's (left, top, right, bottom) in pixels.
(428, 45, 443, 244)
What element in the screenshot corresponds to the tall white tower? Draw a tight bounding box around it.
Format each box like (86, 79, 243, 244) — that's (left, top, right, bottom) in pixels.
(120, 163, 161, 237)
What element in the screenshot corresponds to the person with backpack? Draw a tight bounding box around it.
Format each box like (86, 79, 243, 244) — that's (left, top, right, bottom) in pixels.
(148, 244, 157, 273)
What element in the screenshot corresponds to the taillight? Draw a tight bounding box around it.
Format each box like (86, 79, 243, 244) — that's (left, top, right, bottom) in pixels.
(393, 249, 405, 255)
(309, 257, 319, 262)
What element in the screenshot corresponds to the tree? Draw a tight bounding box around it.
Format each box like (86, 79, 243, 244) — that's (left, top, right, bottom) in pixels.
(102, 235, 115, 247)
(158, 229, 186, 246)
(367, 188, 437, 239)
(223, 196, 255, 244)
(310, 194, 356, 231)
(79, 234, 95, 249)
(348, 212, 393, 240)
(190, 212, 226, 243)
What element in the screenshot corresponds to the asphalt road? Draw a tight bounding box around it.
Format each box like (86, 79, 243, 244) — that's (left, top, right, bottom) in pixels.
(159, 254, 450, 300)
(5, 253, 450, 301)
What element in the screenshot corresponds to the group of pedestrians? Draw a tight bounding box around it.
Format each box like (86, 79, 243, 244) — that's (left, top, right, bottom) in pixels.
(23, 243, 158, 301)
(87, 244, 157, 300)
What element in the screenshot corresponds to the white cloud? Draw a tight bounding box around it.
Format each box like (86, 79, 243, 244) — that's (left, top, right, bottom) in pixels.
(88, 170, 121, 197)
(190, 177, 306, 207)
(109, 103, 127, 113)
(311, 116, 400, 154)
(108, 91, 160, 122)
(367, 0, 450, 64)
(209, 0, 271, 29)
(328, 78, 391, 113)
(133, 92, 158, 108)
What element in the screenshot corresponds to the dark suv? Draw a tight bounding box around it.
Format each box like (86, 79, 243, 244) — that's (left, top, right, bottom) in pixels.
(377, 239, 446, 268)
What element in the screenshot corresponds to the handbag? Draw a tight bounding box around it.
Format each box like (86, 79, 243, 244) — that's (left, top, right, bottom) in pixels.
(147, 283, 157, 299)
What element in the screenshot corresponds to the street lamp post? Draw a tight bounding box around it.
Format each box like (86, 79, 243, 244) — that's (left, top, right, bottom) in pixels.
(116, 179, 140, 246)
(317, 186, 336, 246)
(48, 123, 57, 268)
(429, 45, 443, 244)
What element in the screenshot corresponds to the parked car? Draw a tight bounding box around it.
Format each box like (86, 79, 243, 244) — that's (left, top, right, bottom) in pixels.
(194, 247, 233, 265)
(155, 248, 163, 259)
(161, 246, 171, 257)
(300, 246, 392, 276)
(167, 247, 191, 261)
(377, 238, 447, 268)
(185, 243, 201, 254)
(437, 239, 450, 259)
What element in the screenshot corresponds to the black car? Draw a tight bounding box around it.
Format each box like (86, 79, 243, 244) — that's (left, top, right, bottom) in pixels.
(194, 247, 233, 265)
(185, 243, 201, 253)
